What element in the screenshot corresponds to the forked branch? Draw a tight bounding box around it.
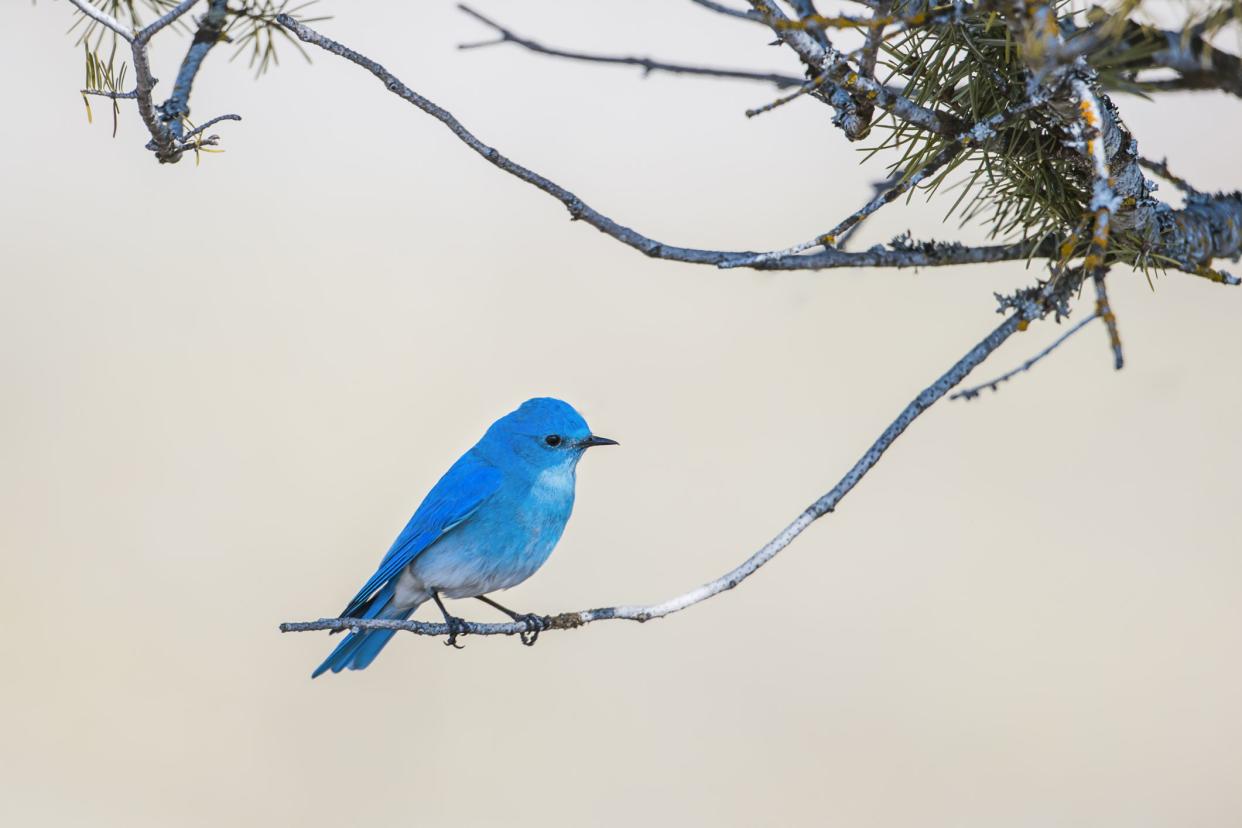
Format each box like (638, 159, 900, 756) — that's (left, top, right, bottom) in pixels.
(951, 310, 1099, 401)
(68, 0, 240, 162)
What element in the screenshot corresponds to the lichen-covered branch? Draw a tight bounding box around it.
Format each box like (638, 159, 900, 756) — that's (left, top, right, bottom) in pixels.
(745, 0, 963, 137)
(1070, 77, 1124, 369)
(158, 0, 230, 143)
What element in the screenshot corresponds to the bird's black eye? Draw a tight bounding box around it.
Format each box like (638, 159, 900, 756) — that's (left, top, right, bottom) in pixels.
(544, 434, 562, 447)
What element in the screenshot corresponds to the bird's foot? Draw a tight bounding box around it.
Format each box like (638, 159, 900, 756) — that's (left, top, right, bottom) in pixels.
(515, 613, 548, 647)
(443, 616, 469, 649)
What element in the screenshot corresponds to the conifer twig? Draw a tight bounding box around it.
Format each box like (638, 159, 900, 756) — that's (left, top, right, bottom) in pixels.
(68, 0, 205, 162)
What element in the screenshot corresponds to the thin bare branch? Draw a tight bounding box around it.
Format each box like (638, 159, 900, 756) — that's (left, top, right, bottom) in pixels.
(744, 71, 833, 117)
(773, 4, 968, 34)
(283, 305, 1037, 641)
(1092, 270, 1123, 368)
(65, 0, 134, 43)
(1138, 156, 1200, 196)
(458, 5, 803, 88)
(128, 44, 170, 158)
(856, 2, 886, 78)
(81, 88, 138, 100)
(135, 0, 200, 43)
(847, 0, 889, 135)
(951, 312, 1100, 401)
(725, 95, 1046, 267)
(181, 112, 242, 140)
(687, 0, 764, 22)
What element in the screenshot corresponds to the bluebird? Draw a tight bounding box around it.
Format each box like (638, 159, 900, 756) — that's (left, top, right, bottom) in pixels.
(312, 397, 617, 677)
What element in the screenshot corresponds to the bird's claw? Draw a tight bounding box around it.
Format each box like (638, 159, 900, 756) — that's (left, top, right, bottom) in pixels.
(443, 616, 469, 649)
(516, 613, 547, 646)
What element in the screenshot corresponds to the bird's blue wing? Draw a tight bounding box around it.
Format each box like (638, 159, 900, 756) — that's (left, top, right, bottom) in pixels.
(339, 451, 502, 618)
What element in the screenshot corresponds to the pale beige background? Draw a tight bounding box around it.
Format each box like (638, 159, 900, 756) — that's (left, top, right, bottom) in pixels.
(2, 3, 1240, 827)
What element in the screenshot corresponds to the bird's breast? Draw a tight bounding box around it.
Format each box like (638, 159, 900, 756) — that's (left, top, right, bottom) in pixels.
(404, 464, 578, 599)
(516, 465, 576, 539)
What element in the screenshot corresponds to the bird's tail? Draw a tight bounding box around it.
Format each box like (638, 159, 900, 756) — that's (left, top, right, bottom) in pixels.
(311, 584, 414, 678)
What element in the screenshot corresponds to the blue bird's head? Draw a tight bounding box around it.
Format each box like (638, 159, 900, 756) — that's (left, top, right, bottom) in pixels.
(479, 397, 617, 470)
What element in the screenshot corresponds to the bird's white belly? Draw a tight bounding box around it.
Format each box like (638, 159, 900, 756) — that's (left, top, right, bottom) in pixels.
(405, 532, 553, 600)
(395, 465, 576, 606)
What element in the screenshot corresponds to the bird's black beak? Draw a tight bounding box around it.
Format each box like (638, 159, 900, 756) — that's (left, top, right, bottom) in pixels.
(578, 434, 619, 448)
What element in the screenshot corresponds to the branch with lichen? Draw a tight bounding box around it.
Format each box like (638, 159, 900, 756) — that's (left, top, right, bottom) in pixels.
(1070, 77, 1124, 369)
(750, 0, 963, 137)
